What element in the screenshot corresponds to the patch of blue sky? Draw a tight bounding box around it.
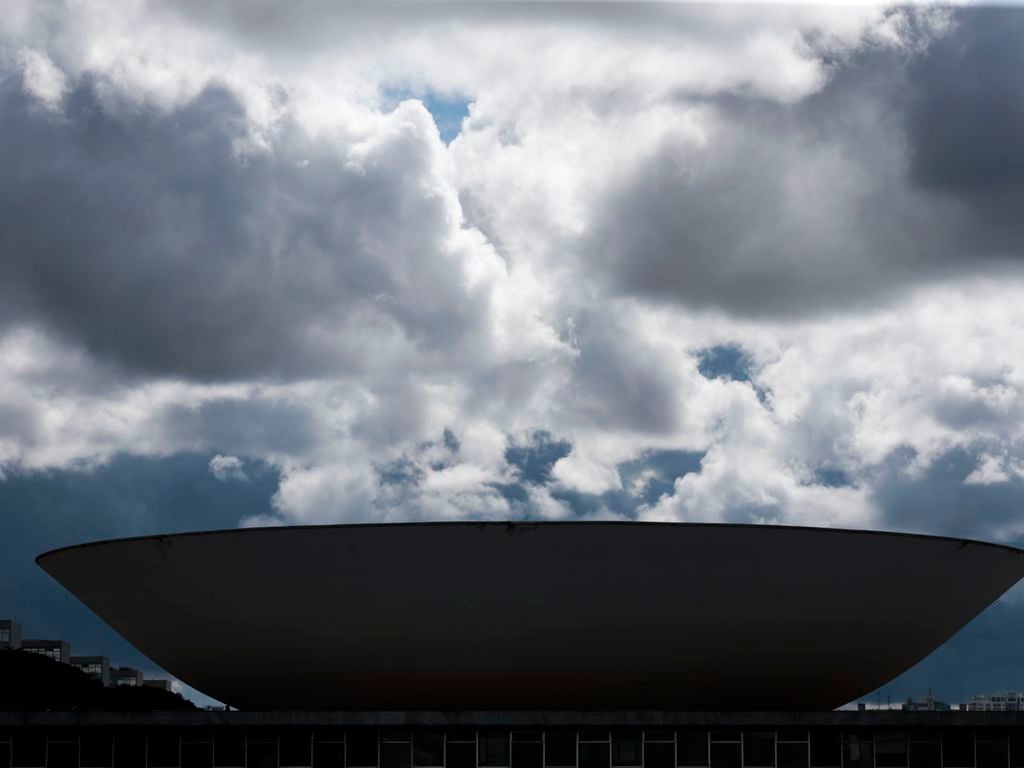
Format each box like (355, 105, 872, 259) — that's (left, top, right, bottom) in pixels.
(380, 86, 471, 144)
(696, 343, 753, 383)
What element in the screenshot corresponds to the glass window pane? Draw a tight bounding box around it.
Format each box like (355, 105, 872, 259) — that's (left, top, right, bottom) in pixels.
(909, 742, 939, 768)
(677, 732, 709, 768)
(710, 744, 741, 768)
(12, 731, 45, 768)
(413, 734, 443, 768)
(843, 737, 873, 768)
(646, 744, 674, 768)
(447, 743, 476, 768)
(81, 732, 114, 768)
(116, 743, 147, 768)
(381, 744, 410, 768)
(579, 745, 609, 768)
(148, 733, 180, 768)
(744, 734, 774, 768)
(944, 733, 975, 768)
(214, 732, 245, 768)
(480, 734, 509, 768)
(1010, 733, 1024, 768)
(546, 734, 576, 768)
(313, 743, 344, 768)
(347, 732, 378, 768)
(978, 743, 1008, 768)
(777, 744, 807, 768)
(183, 744, 214, 768)
(809, 732, 839, 768)
(247, 743, 277, 768)
(49, 743, 78, 768)
(513, 744, 542, 768)
(280, 731, 312, 767)
(612, 734, 641, 768)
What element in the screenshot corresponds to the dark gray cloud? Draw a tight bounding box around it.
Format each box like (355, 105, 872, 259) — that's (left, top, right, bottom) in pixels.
(157, 398, 318, 457)
(905, 8, 1024, 246)
(589, 9, 1024, 317)
(566, 309, 685, 434)
(0, 75, 482, 381)
(872, 446, 1024, 545)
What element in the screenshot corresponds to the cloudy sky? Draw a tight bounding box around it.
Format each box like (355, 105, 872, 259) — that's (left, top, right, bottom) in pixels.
(3, 0, 1024, 707)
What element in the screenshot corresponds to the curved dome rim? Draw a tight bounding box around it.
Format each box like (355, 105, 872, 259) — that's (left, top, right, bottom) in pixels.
(36, 518, 1024, 565)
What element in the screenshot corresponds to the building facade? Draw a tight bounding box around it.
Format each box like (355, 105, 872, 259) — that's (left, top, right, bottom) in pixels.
(968, 696, 1023, 713)
(0, 619, 21, 650)
(69, 657, 111, 687)
(2, 712, 1024, 768)
(111, 668, 143, 687)
(20, 640, 70, 664)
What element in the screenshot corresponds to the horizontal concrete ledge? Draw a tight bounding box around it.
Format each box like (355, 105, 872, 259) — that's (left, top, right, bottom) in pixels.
(4, 711, 1024, 728)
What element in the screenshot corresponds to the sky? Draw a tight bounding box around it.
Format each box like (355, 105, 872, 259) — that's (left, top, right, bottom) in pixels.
(2, 0, 1024, 708)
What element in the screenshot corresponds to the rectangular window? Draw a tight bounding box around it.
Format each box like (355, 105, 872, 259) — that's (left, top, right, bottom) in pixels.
(413, 733, 444, 768)
(0, 629, 9, 642)
(710, 744, 741, 768)
(1009, 732, 1024, 768)
(480, 734, 510, 768)
(81, 732, 114, 768)
(346, 731, 378, 768)
(447, 743, 476, 768)
(809, 732, 840, 768)
(246, 742, 277, 768)
(677, 732, 709, 768)
(612, 733, 641, 768)
(843, 735, 874, 768)
(876, 733, 908, 768)
(183, 744, 214, 768)
(48, 743, 78, 768)
(513, 744, 542, 768)
(381, 744, 411, 768)
(777, 744, 807, 768)
(546, 733, 576, 768)
(116, 742, 147, 768)
(214, 731, 245, 768)
(312, 743, 344, 768)
(148, 731, 181, 768)
(744, 734, 775, 768)
(646, 743, 674, 768)
(944, 732, 975, 768)
(279, 730, 312, 767)
(909, 742, 940, 768)
(977, 742, 1008, 768)
(579, 744, 609, 768)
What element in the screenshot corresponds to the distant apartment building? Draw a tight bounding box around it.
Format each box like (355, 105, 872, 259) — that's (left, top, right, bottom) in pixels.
(21, 639, 70, 663)
(0, 618, 22, 649)
(111, 666, 143, 687)
(143, 678, 173, 692)
(902, 692, 950, 711)
(966, 692, 1023, 711)
(70, 655, 110, 686)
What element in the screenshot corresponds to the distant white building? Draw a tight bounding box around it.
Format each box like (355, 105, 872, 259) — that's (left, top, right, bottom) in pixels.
(966, 692, 1024, 711)
(21, 639, 70, 663)
(111, 666, 143, 687)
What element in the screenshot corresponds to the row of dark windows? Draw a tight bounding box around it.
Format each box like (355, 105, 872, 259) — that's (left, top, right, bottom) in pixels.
(1, 729, 1022, 768)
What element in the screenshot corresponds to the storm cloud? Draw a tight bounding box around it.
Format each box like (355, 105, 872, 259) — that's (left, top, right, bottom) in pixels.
(3, 0, 1024, 703)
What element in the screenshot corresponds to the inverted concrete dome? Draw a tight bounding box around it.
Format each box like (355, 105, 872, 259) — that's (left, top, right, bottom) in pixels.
(37, 521, 1024, 711)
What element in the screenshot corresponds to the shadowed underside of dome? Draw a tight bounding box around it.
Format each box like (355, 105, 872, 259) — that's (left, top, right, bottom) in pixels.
(36, 521, 1024, 711)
